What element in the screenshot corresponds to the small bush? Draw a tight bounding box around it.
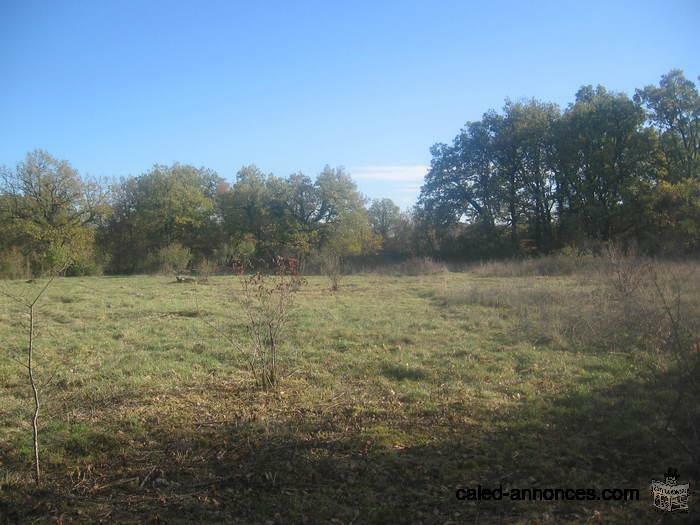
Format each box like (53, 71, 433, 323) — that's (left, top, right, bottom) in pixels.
(236, 257, 305, 389)
(64, 258, 103, 277)
(193, 258, 217, 282)
(212, 237, 257, 271)
(141, 243, 191, 274)
(320, 250, 342, 291)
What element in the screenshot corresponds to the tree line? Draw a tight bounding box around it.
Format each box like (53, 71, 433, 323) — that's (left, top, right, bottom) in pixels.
(0, 155, 413, 276)
(0, 70, 698, 277)
(418, 69, 699, 258)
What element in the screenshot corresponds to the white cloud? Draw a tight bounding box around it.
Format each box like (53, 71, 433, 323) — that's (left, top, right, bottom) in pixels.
(350, 165, 429, 183)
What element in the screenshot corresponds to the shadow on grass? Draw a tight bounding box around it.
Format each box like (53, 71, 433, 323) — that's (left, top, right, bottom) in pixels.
(380, 364, 428, 382)
(1, 370, 696, 525)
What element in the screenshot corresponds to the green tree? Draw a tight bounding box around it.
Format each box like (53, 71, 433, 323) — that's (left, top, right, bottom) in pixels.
(418, 115, 505, 258)
(103, 164, 220, 273)
(553, 86, 655, 241)
(635, 70, 700, 181)
(281, 165, 372, 256)
(368, 198, 401, 241)
(219, 165, 273, 257)
(0, 150, 104, 275)
(499, 100, 560, 251)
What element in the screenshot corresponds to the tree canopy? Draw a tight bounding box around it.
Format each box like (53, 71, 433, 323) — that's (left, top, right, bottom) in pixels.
(418, 70, 699, 257)
(1, 70, 698, 278)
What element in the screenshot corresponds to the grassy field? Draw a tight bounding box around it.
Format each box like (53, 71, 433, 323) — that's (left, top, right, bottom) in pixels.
(0, 266, 697, 524)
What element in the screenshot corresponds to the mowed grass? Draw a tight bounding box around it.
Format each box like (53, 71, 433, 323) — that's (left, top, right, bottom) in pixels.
(0, 271, 693, 524)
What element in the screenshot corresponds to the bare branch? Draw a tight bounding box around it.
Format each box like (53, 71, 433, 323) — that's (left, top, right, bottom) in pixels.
(29, 275, 57, 307)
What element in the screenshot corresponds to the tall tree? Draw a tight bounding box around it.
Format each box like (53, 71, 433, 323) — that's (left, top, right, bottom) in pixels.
(368, 198, 401, 241)
(635, 70, 700, 182)
(553, 86, 653, 241)
(0, 150, 104, 274)
(500, 100, 560, 251)
(419, 117, 501, 236)
(103, 164, 220, 272)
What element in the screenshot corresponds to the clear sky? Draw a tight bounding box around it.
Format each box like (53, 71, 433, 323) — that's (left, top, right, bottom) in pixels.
(1, 1, 698, 207)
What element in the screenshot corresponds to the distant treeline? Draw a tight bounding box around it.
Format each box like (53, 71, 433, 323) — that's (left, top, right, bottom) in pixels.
(0, 70, 698, 277)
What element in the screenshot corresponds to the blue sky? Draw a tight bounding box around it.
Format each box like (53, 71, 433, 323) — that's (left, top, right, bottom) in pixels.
(1, 1, 698, 208)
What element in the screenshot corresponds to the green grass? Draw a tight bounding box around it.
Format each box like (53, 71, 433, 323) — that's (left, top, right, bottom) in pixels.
(0, 271, 695, 524)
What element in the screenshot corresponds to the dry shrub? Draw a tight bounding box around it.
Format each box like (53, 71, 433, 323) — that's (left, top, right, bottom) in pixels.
(601, 252, 700, 467)
(237, 257, 305, 389)
(142, 243, 191, 275)
(199, 257, 305, 390)
(443, 250, 700, 466)
(455, 255, 699, 354)
(321, 250, 342, 291)
(193, 258, 216, 282)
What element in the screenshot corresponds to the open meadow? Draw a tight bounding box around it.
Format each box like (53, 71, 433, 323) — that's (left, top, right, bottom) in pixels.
(2, 2, 698, 523)
(1, 259, 698, 524)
